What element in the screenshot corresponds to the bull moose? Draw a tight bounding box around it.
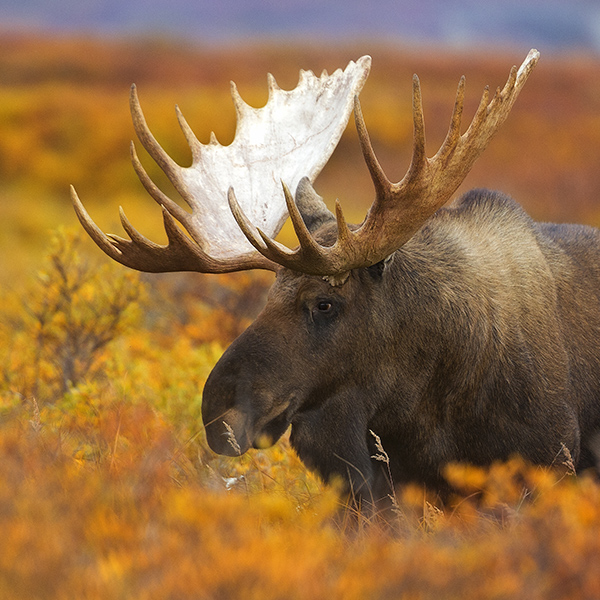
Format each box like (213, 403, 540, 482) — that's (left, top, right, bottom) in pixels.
(72, 49, 600, 503)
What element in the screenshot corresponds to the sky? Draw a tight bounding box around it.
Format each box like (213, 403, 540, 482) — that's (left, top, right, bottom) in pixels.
(2, 0, 600, 53)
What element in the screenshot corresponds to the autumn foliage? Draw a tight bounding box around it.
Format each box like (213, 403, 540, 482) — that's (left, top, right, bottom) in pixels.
(2, 33, 600, 598)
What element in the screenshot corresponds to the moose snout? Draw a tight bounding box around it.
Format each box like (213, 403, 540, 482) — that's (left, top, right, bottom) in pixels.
(202, 350, 254, 456)
(203, 407, 252, 456)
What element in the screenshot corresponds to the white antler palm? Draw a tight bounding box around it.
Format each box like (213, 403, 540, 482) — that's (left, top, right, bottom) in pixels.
(72, 56, 371, 272)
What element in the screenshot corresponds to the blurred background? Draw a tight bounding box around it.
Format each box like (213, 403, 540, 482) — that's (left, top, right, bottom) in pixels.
(1, 0, 600, 285)
(3, 0, 600, 50)
(3, 5, 600, 595)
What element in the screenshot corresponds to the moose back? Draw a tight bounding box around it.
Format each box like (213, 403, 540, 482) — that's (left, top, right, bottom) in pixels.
(72, 50, 600, 501)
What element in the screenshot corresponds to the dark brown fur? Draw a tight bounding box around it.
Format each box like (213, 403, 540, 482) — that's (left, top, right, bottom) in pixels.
(202, 189, 600, 501)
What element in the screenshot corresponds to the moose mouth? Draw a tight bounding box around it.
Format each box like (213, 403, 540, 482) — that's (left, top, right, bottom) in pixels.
(205, 399, 296, 456)
(252, 409, 293, 449)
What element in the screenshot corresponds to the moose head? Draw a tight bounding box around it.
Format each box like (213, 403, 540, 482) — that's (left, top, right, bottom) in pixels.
(74, 50, 600, 503)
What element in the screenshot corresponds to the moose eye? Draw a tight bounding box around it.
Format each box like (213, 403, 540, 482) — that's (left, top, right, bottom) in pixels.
(308, 298, 339, 325)
(317, 300, 333, 313)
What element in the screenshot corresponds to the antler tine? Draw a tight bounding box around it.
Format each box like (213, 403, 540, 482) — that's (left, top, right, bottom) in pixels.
(130, 85, 182, 188)
(459, 52, 537, 161)
(436, 76, 466, 163)
(281, 181, 329, 259)
(227, 187, 269, 254)
(259, 182, 358, 273)
(407, 74, 428, 176)
(71, 185, 277, 273)
(334, 200, 353, 246)
(71, 185, 130, 263)
(467, 85, 491, 138)
(229, 182, 357, 277)
(228, 185, 316, 271)
(175, 104, 203, 163)
(129, 141, 191, 228)
(130, 85, 204, 215)
(354, 95, 391, 203)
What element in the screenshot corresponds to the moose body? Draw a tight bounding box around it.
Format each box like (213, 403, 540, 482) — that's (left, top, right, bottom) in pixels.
(203, 188, 600, 497)
(73, 50, 600, 501)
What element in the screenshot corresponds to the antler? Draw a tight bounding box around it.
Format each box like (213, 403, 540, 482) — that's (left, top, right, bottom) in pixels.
(231, 49, 540, 282)
(72, 56, 372, 273)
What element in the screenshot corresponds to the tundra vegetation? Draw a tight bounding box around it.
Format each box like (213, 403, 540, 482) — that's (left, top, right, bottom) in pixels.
(2, 34, 600, 599)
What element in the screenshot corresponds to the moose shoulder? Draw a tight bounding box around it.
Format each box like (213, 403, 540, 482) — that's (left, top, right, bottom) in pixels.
(72, 50, 600, 502)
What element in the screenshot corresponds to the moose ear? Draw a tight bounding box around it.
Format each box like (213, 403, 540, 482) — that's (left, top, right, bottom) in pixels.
(294, 177, 336, 234)
(367, 255, 393, 280)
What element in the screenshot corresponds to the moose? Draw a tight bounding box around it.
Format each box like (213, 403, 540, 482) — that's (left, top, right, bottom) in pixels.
(72, 49, 600, 503)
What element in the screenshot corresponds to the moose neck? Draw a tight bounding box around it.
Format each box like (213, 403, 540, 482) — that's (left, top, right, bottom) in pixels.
(375, 190, 570, 428)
